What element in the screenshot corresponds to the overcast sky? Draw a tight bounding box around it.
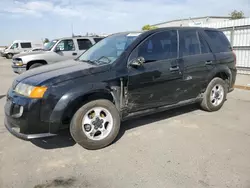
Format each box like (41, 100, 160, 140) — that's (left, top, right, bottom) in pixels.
(0, 0, 249, 45)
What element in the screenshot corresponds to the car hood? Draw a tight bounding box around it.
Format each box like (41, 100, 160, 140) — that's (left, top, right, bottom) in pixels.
(13, 50, 47, 58)
(15, 59, 110, 86)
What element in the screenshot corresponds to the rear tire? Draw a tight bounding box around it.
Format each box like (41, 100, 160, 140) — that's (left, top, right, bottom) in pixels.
(70, 99, 120, 150)
(6, 53, 13, 59)
(200, 77, 227, 112)
(29, 63, 43, 70)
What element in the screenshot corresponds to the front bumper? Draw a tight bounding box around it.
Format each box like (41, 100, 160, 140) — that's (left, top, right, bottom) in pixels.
(4, 117, 56, 140)
(1, 52, 7, 57)
(4, 90, 57, 141)
(11, 65, 26, 74)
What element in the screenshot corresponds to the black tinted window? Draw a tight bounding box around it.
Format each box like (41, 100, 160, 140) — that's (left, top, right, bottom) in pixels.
(198, 33, 211, 54)
(204, 30, 231, 52)
(94, 38, 104, 43)
(20, 42, 32, 48)
(137, 30, 178, 62)
(179, 30, 200, 57)
(56, 39, 75, 51)
(77, 39, 92, 50)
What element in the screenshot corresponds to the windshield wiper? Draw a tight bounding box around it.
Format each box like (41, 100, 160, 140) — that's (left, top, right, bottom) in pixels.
(96, 56, 111, 64)
(78, 59, 97, 65)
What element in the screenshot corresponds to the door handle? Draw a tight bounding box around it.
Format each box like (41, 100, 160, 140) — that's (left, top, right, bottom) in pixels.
(205, 60, 213, 65)
(170, 66, 179, 71)
(72, 52, 77, 56)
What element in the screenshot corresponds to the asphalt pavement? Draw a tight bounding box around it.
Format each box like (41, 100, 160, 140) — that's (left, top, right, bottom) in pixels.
(0, 57, 250, 188)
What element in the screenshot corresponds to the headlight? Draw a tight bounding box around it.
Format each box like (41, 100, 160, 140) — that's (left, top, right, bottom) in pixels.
(14, 83, 47, 98)
(13, 58, 23, 66)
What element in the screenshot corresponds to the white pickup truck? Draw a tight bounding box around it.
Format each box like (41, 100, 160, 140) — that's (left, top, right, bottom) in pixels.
(11, 36, 104, 74)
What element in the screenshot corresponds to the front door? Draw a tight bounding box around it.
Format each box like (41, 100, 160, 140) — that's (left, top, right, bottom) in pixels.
(127, 30, 183, 112)
(54, 39, 78, 62)
(11, 43, 19, 54)
(177, 29, 216, 101)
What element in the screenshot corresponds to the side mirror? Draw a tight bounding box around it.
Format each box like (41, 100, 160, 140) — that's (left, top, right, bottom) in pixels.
(129, 57, 145, 67)
(55, 47, 61, 52)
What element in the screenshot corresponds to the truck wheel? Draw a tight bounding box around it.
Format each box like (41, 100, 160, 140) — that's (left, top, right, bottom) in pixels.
(70, 99, 120, 150)
(6, 53, 13, 59)
(200, 77, 227, 112)
(29, 63, 43, 70)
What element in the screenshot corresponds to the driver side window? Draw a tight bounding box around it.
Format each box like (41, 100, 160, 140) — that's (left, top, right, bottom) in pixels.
(56, 39, 75, 51)
(11, 43, 19, 49)
(130, 30, 178, 63)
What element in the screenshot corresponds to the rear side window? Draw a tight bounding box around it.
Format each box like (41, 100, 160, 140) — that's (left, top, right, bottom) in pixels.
(77, 39, 92, 50)
(198, 33, 211, 54)
(179, 30, 200, 57)
(20, 42, 32, 48)
(94, 38, 104, 43)
(204, 30, 231, 52)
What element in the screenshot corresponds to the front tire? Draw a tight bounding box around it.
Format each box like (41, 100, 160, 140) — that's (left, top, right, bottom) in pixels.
(29, 63, 43, 70)
(200, 77, 227, 112)
(70, 99, 121, 150)
(6, 53, 13, 59)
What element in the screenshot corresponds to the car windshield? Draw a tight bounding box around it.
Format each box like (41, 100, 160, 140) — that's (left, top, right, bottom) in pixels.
(44, 40, 58, 51)
(78, 32, 142, 65)
(9, 44, 14, 49)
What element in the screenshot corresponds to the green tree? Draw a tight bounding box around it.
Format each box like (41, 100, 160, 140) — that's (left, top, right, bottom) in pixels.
(142, 24, 158, 31)
(44, 38, 50, 44)
(229, 10, 244, 19)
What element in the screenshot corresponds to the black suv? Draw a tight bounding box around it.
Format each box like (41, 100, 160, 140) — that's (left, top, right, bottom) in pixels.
(4, 27, 237, 150)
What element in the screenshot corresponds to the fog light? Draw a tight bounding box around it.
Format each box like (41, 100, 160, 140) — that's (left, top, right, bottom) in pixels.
(12, 105, 23, 118)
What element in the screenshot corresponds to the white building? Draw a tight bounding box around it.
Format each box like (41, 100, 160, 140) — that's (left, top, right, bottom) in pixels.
(152, 16, 231, 28)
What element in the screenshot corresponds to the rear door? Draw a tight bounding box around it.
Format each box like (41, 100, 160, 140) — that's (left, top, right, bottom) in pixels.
(177, 29, 215, 101)
(76, 38, 93, 55)
(127, 30, 183, 112)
